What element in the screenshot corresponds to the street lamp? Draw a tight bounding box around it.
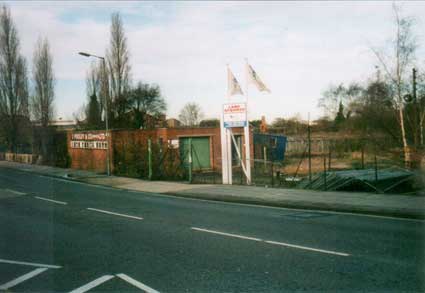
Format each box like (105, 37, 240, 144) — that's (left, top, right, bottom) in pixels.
(78, 51, 111, 176)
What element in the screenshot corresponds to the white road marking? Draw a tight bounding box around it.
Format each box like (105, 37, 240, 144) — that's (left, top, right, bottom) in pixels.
(0, 267, 48, 290)
(4, 188, 26, 196)
(264, 240, 350, 256)
(3, 168, 422, 223)
(0, 258, 61, 269)
(191, 227, 350, 257)
(191, 227, 262, 242)
(69, 275, 114, 293)
(116, 274, 160, 293)
(35, 196, 67, 205)
(87, 208, 143, 220)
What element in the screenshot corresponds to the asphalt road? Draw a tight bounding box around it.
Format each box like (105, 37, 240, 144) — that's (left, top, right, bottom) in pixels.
(0, 167, 424, 292)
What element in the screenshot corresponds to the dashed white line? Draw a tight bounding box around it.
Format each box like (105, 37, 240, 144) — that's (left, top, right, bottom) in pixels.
(116, 274, 160, 293)
(264, 240, 350, 256)
(35, 196, 67, 205)
(191, 227, 350, 257)
(0, 267, 48, 290)
(191, 227, 262, 242)
(4, 188, 26, 196)
(87, 208, 143, 220)
(0, 258, 61, 269)
(69, 275, 115, 293)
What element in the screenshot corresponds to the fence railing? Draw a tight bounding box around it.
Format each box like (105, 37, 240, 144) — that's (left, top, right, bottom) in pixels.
(191, 143, 423, 194)
(3, 152, 38, 164)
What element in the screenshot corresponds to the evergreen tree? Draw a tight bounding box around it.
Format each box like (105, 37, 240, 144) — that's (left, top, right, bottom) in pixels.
(86, 93, 101, 129)
(334, 101, 346, 129)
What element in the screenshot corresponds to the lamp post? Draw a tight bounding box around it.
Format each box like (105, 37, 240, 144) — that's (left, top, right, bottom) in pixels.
(78, 52, 110, 176)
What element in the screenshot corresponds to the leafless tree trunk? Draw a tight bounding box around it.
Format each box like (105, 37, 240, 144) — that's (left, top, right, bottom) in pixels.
(32, 37, 55, 127)
(86, 61, 99, 99)
(179, 102, 204, 126)
(106, 12, 131, 124)
(371, 4, 416, 168)
(0, 5, 29, 153)
(32, 36, 55, 163)
(98, 59, 109, 121)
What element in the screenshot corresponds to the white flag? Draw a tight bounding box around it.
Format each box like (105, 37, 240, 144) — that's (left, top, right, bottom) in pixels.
(246, 63, 271, 93)
(227, 67, 244, 96)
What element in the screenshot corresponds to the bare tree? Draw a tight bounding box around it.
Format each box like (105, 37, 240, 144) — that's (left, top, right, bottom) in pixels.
(370, 3, 417, 167)
(32, 37, 55, 127)
(106, 12, 131, 125)
(98, 59, 109, 120)
(72, 103, 86, 127)
(179, 102, 204, 126)
(85, 61, 99, 99)
(0, 5, 29, 152)
(84, 61, 102, 129)
(319, 83, 363, 119)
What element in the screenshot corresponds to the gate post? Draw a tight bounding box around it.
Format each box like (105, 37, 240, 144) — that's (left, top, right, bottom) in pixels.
(148, 139, 152, 180)
(188, 138, 193, 183)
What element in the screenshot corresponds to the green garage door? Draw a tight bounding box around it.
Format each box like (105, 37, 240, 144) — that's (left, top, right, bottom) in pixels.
(180, 137, 211, 170)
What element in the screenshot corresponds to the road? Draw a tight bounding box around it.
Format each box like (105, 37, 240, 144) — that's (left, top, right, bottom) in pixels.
(0, 167, 424, 292)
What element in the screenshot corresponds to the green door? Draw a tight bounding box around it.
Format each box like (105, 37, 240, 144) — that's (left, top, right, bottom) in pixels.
(180, 137, 211, 170)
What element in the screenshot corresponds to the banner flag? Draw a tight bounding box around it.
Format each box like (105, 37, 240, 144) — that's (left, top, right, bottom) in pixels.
(246, 63, 271, 93)
(227, 67, 244, 96)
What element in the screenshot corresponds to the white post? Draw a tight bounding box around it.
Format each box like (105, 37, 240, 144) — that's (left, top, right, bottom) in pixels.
(221, 65, 233, 184)
(244, 60, 252, 185)
(226, 128, 233, 184)
(220, 112, 231, 184)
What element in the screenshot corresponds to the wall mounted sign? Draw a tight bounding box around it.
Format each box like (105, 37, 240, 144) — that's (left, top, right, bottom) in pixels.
(70, 132, 108, 150)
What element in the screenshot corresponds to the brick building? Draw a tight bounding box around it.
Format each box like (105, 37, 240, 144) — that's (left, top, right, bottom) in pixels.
(67, 127, 253, 174)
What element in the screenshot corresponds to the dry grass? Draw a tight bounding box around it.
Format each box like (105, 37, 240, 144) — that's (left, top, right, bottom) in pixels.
(279, 151, 404, 176)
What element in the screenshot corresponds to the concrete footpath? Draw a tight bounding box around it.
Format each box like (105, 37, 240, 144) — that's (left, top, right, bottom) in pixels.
(1, 161, 424, 220)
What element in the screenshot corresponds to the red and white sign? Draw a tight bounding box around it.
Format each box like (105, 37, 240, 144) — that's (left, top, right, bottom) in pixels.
(223, 102, 247, 128)
(71, 132, 107, 141)
(71, 132, 108, 150)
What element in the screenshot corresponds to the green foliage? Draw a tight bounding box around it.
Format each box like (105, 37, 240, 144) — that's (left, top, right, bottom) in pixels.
(249, 120, 262, 130)
(333, 101, 346, 129)
(53, 131, 71, 168)
(199, 119, 220, 127)
(86, 93, 102, 129)
(112, 136, 186, 180)
(269, 116, 307, 135)
(319, 83, 363, 118)
(129, 82, 167, 129)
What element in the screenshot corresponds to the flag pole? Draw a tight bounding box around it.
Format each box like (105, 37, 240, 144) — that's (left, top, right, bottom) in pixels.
(221, 64, 232, 184)
(244, 58, 252, 185)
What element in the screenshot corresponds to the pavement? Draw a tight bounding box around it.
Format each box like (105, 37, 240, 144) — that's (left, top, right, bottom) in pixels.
(0, 160, 424, 220)
(0, 165, 424, 292)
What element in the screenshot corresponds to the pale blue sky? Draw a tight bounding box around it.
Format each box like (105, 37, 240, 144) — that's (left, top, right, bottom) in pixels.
(4, 1, 425, 122)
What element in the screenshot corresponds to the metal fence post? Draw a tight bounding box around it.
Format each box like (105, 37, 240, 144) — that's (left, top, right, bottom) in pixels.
(323, 154, 327, 191)
(271, 161, 274, 186)
(308, 117, 312, 184)
(188, 138, 192, 183)
(374, 153, 378, 193)
(328, 148, 331, 171)
(148, 139, 152, 180)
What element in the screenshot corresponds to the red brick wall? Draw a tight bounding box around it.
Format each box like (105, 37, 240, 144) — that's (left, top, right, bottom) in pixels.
(67, 130, 111, 173)
(68, 127, 254, 173)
